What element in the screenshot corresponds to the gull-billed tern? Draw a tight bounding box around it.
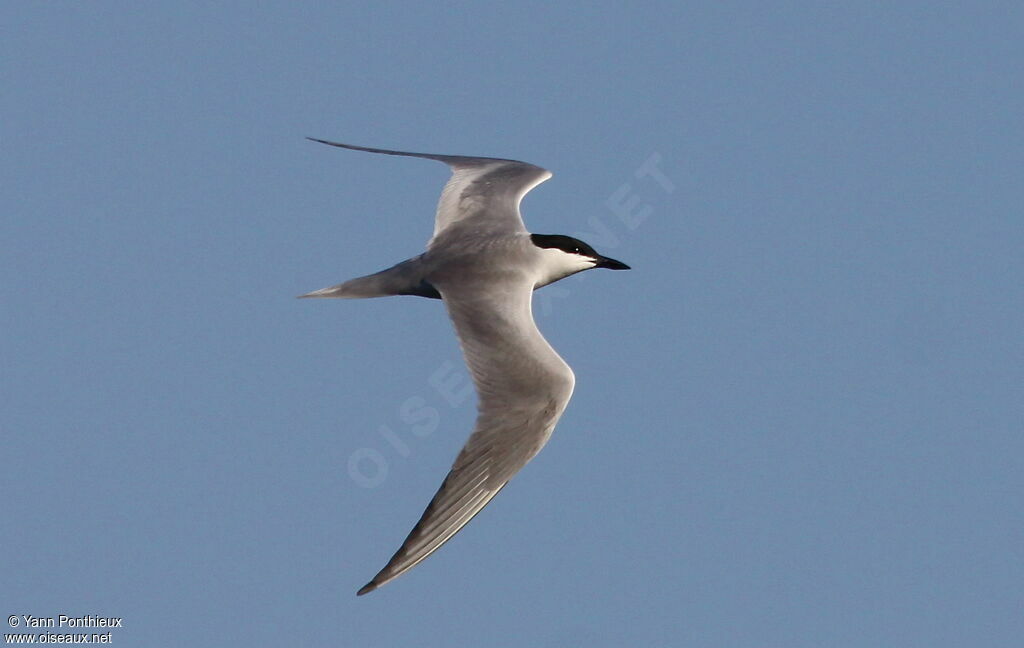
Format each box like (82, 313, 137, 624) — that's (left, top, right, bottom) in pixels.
(301, 138, 630, 595)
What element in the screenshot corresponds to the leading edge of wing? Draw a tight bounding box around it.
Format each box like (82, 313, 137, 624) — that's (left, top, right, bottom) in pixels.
(305, 137, 541, 170)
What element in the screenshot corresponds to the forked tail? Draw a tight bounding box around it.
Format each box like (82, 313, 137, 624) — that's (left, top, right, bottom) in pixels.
(298, 256, 440, 300)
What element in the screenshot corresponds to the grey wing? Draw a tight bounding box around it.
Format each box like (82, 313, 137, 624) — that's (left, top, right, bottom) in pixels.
(306, 138, 552, 239)
(356, 278, 575, 596)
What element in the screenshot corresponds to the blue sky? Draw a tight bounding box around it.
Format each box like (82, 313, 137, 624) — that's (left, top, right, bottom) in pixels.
(3, 2, 1022, 646)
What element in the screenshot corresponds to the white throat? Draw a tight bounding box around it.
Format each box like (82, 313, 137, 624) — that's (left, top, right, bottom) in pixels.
(534, 247, 596, 288)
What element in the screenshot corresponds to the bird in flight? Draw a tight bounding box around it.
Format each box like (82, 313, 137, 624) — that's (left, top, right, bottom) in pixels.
(301, 138, 630, 595)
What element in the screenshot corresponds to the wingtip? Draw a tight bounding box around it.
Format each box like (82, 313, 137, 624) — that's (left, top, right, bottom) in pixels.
(306, 136, 365, 153)
(297, 286, 338, 299)
(356, 581, 378, 596)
